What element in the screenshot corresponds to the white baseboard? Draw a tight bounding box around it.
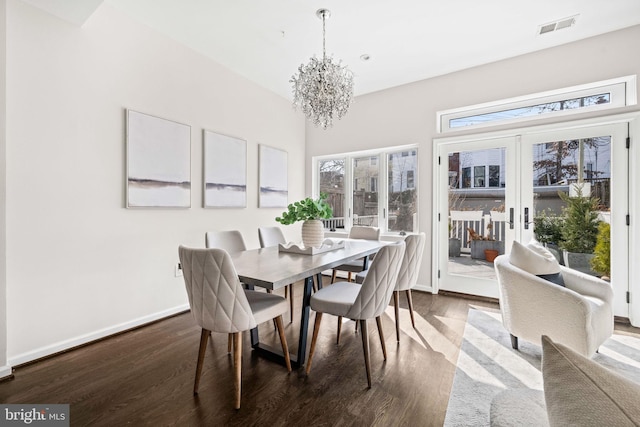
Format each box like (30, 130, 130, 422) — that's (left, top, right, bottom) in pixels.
(9, 304, 190, 367)
(0, 364, 12, 379)
(413, 284, 435, 293)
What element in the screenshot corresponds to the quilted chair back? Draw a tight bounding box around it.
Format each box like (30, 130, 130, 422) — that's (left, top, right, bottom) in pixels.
(179, 246, 257, 333)
(205, 230, 247, 252)
(346, 241, 405, 320)
(348, 226, 381, 241)
(395, 233, 426, 292)
(258, 226, 286, 248)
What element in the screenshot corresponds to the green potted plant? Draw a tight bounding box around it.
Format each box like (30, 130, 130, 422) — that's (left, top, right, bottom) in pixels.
(533, 210, 565, 264)
(590, 222, 610, 280)
(558, 186, 601, 274)
(276, 192, 333, 248)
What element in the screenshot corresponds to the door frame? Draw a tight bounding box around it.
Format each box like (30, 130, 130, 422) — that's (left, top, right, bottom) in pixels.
(433, 112, 640, 326)
(435, 136, 518, 298)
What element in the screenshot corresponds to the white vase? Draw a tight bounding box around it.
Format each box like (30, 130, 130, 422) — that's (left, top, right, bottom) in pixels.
(301, 220, 324, 248)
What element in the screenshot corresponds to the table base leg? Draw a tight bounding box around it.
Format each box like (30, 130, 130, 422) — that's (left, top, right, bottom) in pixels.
(250, 275, 314, 369)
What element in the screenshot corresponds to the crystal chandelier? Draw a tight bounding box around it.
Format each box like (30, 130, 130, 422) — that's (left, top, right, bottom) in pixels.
(290, 9, 354, 129)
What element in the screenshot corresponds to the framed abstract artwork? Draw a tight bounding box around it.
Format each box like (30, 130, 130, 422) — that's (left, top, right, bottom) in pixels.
(203, 130, 247, 208)
(126, 110, 191, 208)
(259, 144, 288, 208)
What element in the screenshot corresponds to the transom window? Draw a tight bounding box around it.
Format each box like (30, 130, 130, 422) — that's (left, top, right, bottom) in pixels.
(438, 76, 636, 132)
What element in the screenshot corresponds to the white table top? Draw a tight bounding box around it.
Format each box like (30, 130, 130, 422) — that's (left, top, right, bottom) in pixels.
(230, 238, 383, 290)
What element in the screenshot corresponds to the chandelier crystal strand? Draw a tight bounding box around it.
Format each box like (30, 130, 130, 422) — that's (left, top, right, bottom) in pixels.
(290, 9, 354, 129)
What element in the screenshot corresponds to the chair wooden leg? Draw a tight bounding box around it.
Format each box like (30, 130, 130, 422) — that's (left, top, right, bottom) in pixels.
(331, 269, 337, 283)
(227, 334, 233, 353)
(375, 316, 387, 360)
(233, 331, 242, 409)
(360, 319, 372, 388)
(405, 290, 416, 329)
(274, 315, 292, 372)
(347, 272, 353, 282)
(306, 312, 323, 375)
(336, 316, 342, 345)
(194, 328, 210, 394)
(393, 291, 401, 342)
(289, 285, 294, 324)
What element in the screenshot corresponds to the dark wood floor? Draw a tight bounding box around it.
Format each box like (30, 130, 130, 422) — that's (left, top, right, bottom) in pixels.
(1, 280, 637, 427)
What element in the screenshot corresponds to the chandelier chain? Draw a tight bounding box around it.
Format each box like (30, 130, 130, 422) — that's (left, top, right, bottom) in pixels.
(322, 11, 326, 61)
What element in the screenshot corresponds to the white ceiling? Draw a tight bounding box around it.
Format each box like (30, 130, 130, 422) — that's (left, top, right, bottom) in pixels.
(21, 0, 640, 100)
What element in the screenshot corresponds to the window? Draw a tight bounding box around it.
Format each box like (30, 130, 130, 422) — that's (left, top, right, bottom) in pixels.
(474, 166, 485, 187)
(353, 156, 379, 227)
(461, 167, 471, 188)
(318, 158, 345, 229)
(489, 165, 500, 187)
(315, 146, 419, 233)
(450, 93, 611, 129)
(438, 76, 635, 132)
(388, 149, 418, 232)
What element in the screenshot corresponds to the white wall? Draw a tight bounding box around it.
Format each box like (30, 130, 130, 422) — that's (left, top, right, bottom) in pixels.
(306, 24, 640, 293)
(0, 0, 8, 377)
(5, 0, 305, 365)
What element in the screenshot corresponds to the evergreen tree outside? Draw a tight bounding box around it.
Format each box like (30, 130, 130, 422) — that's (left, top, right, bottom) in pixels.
(558, 188, 601, 253)
(591, 222, 611, 277)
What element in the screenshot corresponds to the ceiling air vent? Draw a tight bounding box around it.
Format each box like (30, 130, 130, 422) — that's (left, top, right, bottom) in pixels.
(539, 23, 556, 34)
(538, 15, 578, 35)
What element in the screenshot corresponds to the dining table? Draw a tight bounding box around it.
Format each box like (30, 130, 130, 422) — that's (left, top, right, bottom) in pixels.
(229, 238, 385, 368)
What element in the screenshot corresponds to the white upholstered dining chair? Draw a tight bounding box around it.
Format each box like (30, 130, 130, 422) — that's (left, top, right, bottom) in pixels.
(179, 246, 291, 409)
(205, 230, 247, 252)
(258, 226, 294, 323)
(356, 232, 426, 342)
(306, 241, 405, 388)
(331, 226, 380, 283)
(205, 229, 251, 352)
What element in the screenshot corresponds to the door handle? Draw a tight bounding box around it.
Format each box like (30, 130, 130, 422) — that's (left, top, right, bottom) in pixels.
(509, 208, 514, 230)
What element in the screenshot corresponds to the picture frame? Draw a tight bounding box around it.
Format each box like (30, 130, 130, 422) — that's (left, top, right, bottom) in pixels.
(203, 130, 247, 208)
(259, 144, 288, 208)
(126, 109, 191, 208)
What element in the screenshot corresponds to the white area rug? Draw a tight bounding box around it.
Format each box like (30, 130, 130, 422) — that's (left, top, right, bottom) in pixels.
(444, 307, 640, 426)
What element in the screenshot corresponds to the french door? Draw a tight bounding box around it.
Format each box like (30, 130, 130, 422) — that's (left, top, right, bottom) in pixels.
(435, 121, 629, 318)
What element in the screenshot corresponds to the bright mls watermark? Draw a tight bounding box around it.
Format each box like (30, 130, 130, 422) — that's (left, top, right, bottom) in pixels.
(1, 405, 69, 426)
